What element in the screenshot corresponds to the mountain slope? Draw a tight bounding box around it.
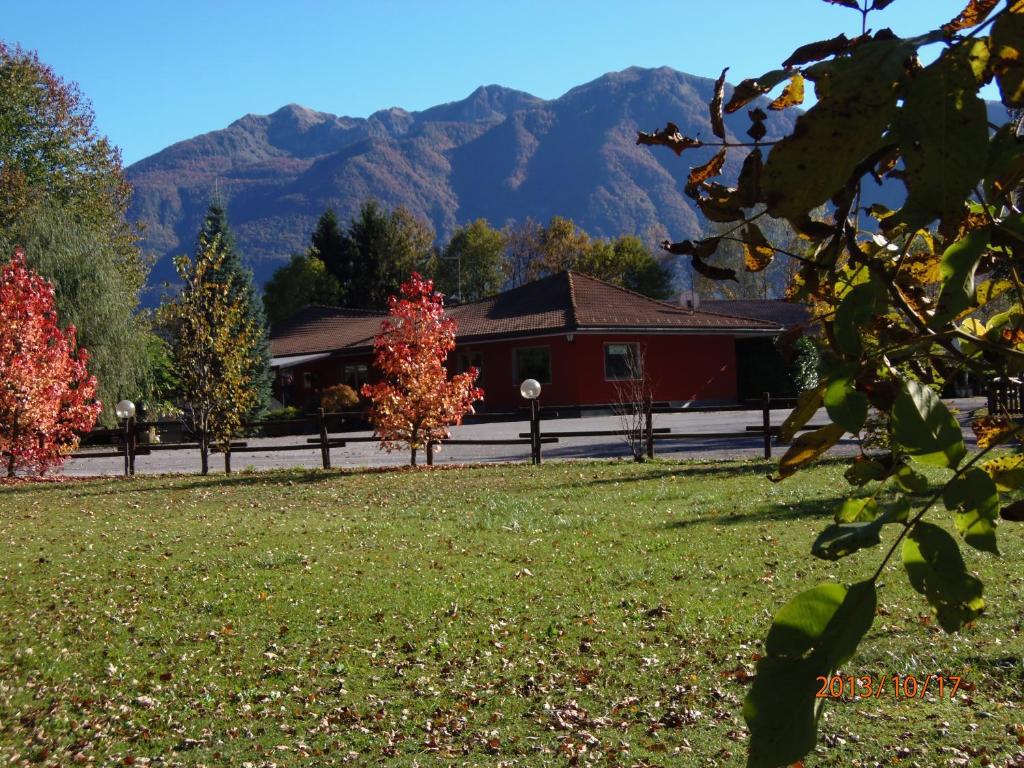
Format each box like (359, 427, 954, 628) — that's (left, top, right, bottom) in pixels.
(127, 66, 799, 291)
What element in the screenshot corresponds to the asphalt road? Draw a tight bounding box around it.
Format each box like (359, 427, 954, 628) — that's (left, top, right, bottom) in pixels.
(60, 398, 987, 477)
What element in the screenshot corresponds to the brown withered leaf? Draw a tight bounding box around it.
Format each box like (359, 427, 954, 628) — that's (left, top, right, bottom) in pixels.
(737, 148, 763, 207)
(661, 237, 720, 258)
(710, 68, 728, 140)
(782, 33, 857, 68)
(695, 183, 746, 222)
(942, 0, 1000, 34)
(724, 70, 789, 113)
(769, 73, 805, 110)
(747, 108, 768, 142)
(742, 223, 774, 272)
(871, 145, 902, 183)
(687, 149, 727, 189)
(823, 0, 860, 7)
(693, 253, 738, 282)
(636, 123, 703, 156)
(872, 0, 896, 8)
(972, 415, 1018, 449)
(775, 423, 847, 480)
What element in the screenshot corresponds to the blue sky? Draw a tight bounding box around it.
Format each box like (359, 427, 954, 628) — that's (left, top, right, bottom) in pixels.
(6, 0, 979, 165)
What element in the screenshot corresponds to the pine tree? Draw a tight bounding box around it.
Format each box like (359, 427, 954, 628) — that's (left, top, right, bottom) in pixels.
(310, 208, 351, 298)
(195, 201, 272, 417)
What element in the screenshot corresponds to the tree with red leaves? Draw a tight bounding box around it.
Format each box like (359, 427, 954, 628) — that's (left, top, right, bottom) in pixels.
(0, 249, 100, 477)
(362, 273, 482, 466)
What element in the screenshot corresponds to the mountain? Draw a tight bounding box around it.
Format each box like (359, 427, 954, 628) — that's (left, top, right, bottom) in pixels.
(126, 66, 801, 293)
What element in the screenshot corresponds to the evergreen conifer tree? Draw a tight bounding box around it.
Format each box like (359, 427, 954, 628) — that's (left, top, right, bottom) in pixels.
(195, 201, 272, 417)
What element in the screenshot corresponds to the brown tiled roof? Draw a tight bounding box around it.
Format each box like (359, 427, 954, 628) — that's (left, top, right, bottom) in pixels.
(269, 272, 781, 356)
(702, 299, 810, 328)
(269, 305, 385, 357)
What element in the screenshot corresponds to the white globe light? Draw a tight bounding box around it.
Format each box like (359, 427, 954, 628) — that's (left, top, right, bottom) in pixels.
(519, 379, 542, 400)
(115, 399, 136, 419)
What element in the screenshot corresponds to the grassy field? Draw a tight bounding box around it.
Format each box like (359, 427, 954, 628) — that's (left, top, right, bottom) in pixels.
(0, 459, 1021, 767)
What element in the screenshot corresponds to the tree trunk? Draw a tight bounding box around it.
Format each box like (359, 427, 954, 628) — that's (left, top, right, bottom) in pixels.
(410, 445, 417, 466)
(6, 454, 14, 478)
(224, 449, 231, 474)
(200, 433, 209, 475)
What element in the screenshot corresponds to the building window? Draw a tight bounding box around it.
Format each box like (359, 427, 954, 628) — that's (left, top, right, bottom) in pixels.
(604, 343, 641, 381)
(302, 371, 315, 389)
(342, 363, 368, 389)
(514, 346, 551, 384)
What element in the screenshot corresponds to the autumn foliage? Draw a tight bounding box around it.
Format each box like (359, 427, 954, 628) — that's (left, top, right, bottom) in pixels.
(362, 273, 482, 465)
(0, 249, 100, 476)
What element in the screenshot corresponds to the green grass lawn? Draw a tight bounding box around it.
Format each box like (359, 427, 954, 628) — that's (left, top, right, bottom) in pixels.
(0, 459, 1021, 767)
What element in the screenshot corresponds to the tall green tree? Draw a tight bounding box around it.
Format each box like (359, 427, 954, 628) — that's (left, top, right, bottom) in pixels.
(503, 217, 674, 299)
(346, 200, 434, 310)
(575, 235, 674, 299)
(263, 253, 342, 326)
(160, 235, 258, 475)
(0, 42, 151, 425)
(310, 208, 350, 296)
(195, 202, 272, 417)
(433, 218, 506, 302)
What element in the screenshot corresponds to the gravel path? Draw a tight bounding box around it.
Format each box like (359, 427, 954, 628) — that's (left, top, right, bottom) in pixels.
(61, 398, 986, 477)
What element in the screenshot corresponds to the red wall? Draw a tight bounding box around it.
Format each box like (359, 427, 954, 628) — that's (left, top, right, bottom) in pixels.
(275, 334, 739, 411)
(457, 333, 738, 410)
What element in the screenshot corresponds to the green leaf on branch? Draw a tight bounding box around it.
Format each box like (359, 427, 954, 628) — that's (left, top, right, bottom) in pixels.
(893, 41, 989, 230)
(824, 372, 869, 433)
(762, 39, 916, 219)
(991, 4, 1024, 107)
(845, 457, 888, 486)
(891, 379, 966, 468)
(778, 385, 825, 443)
(834, 279, 887, 356)
(812, 520, 883, 560)
(902, 522, 984, 632)
(777, 423, 846, 479)
(985, 123, 1024, 202)
(930, 224, 991, 328)
(893, 462, 929, 493)
(943, 467, 1000, 554)
(835, 497, 879, 523)
(744, 581, 876, 768)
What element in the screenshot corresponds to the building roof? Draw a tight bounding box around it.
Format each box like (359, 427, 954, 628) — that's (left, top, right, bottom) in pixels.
(701, 299, 811, 328)
(268, 271, 783, 357)
(269, 305, 386, 357)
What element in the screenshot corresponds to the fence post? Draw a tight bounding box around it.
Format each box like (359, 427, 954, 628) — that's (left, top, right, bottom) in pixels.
(318, 408, 331, 469)
(644, 395, 654, 460)
(426, 440, 434, 466)
(122, 418, 131, 477)
(762, 391, 772, 460)
(530, 399, 542, 465)
(128, 416, 137, 476)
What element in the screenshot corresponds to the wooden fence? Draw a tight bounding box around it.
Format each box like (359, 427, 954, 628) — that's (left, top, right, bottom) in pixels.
(73, 393, 820, 476)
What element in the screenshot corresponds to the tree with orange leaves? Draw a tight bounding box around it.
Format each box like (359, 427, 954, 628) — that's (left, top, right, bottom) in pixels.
(362, 273, 482, 466)
(0, 248, 101, 477)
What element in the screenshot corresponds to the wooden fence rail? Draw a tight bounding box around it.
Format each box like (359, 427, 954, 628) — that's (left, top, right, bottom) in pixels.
(70, 393, 817, 476)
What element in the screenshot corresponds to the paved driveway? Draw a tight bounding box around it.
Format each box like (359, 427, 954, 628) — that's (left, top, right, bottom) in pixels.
(60, 398, 987, 477)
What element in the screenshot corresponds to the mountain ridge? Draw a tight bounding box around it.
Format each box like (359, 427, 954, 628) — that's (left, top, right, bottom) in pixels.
(125, 66, 798, 292)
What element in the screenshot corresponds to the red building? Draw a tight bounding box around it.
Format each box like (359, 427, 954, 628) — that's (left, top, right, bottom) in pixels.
(268, 271, 785, 411)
